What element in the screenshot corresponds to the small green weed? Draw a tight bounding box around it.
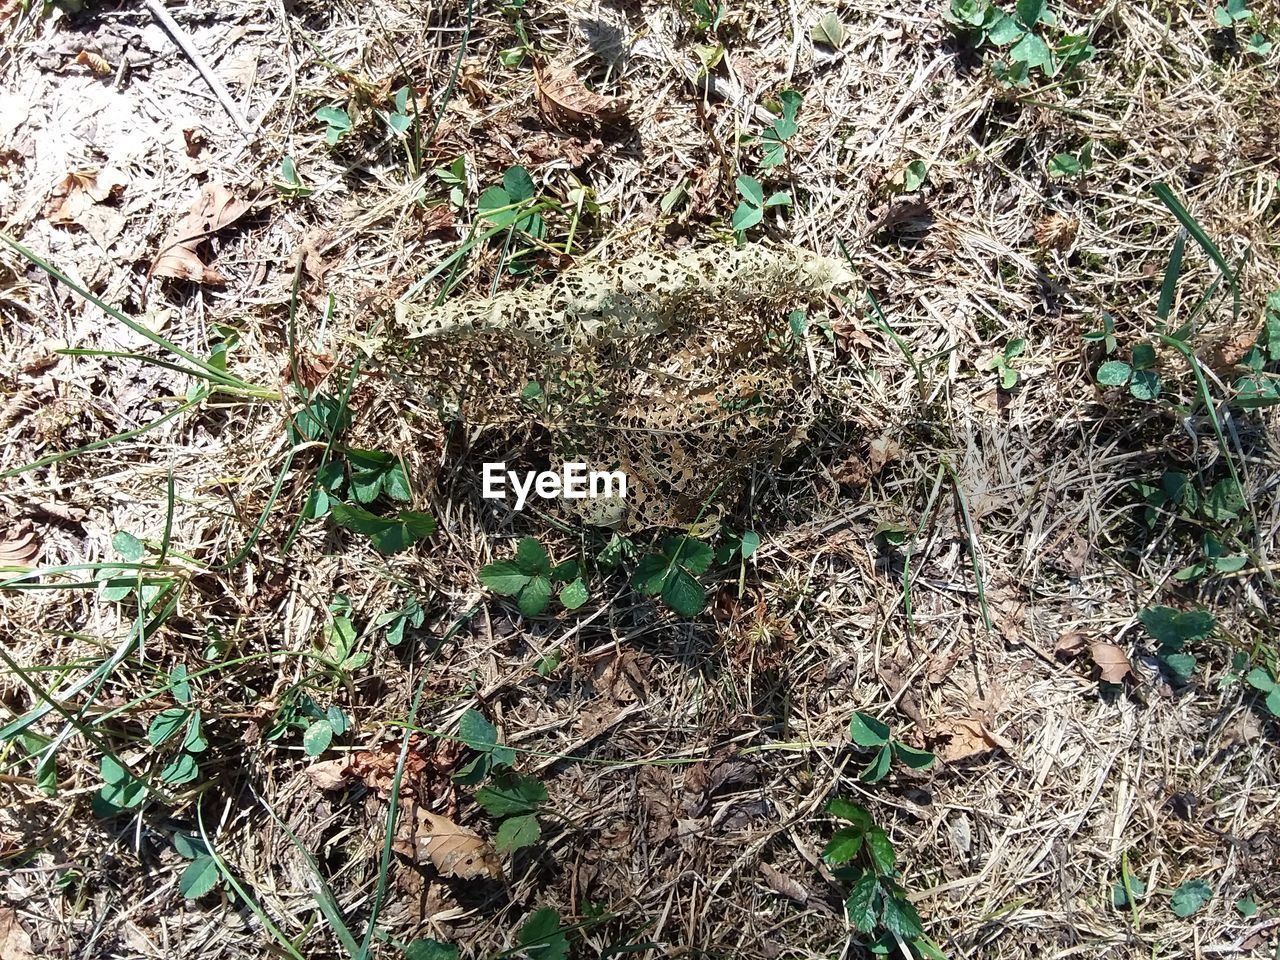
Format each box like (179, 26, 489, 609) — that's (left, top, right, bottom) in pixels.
(1210, 0, 1273, 52)
(373, 595, 426, 646)
(755, 90, 802, 170)
(315, 104, 353, 146)
(276, 156, 314, 199)
(518, 907, 570, 959)
(633, 534, 713, 617)
(403, 940, 458, 960)
(1244, 663, 1280, 718)
(900, 159, 928, 193)
(945, 0, 1095, 87)
(686, 0, 725, 33)
(1048, 141, 1093, 178)
(479, 537, 590, 617)
(1171, 878, 1213, 917)
(432, 156, 467, 208)
(985, 338, 1026, 389)
(455, 708, 550, 855)
(731, 174, 791, 235)
(1083, 312, 1118, 354)
(174, 832, 222, 899)
(823, 797, 945, 957)
(1136, 605, 1216, 684)
(848, 712, 935, 782)
(476, 772, 548, 854)
(498, 0, 534, 66)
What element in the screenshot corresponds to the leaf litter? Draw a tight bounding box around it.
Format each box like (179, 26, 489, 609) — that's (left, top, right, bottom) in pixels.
(149, 183, 250, 285)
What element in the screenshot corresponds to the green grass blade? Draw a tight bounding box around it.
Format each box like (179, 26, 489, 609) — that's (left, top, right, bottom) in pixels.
(0, 233, 255, 388)
(261, 800, 361, 958)
(0, 388, 210, 480)
(1157, 228, 1186, 326)
(355, 606, 480, 960)
(1150, 182, 1241, 322)
(197, 799, 306, 960)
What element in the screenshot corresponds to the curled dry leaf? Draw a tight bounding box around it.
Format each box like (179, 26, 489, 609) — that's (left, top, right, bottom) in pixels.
(1090, 641, 1132, 684)
(934, 715, 1014, 763)
(393, 805, 502, 880)
(1, 519, 39, 566)
(304, 737, 464, 806)
(1054, 630, 1088, 661)
(759, 862, 810, 905)
(151, 184, 250, 285)
(303, 758, 349, 791)
(45, 167, 129, 226)
(533, 60, 629, 128)
(0, 906, 34, 960)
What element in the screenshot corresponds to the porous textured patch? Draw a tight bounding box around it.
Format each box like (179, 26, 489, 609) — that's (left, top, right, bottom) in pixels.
(396, 242, 853, 350)
(396, 243, 855, 527)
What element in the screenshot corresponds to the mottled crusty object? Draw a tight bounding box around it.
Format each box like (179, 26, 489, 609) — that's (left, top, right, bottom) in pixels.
(395, 243, 854, 352)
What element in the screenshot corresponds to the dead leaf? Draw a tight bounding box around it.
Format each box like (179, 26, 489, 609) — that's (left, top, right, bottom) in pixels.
(1, 519, 39, 566)
(638, 766, 675, 844)
(934, 715, 1013, 763)
(926, 649, 961, 686)
(591, 648, 649, 704)
(392, 805, 502, 880)
(75, 50, 112, 75)
(760, 862, 810, 904)
(150, 184, 250, 285)
(1054, 630, 1088, 661)
(1089, 641, 1132, 683)
(304, 758, 350, 791)
(183, 127, 209, 158)
(45, 167, 128, 226)
(533, 60, 628, 128)
(282, 349, 334, 392)
(304, 737, 463, 807)
(420, 204, 456, 236)
(0, 906, 33, 960)
(868, 434, 902, 475)
(1210, 330, 1259, 371)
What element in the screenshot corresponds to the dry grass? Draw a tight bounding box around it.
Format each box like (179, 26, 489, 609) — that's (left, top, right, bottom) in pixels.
(2, 0, 1279, 958)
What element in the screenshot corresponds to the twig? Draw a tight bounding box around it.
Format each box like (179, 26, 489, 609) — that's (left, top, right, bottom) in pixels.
(143, 0, 253, 138)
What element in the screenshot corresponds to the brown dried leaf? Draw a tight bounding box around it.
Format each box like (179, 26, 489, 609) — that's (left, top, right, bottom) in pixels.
(926, 649, 961, 686)
(151, 184, 250, 285)
(760, 862, 810, 904)
(1090, 641, 1132, 683)
(1210, 331, 1259, 371)
(282, 349, 334, 392)
(868, 434, 902, 475)
(1, 520, 39, 566)
(45, 167, 128, 226)
(1054, 630, 1088, 661)
(303, 758, 351, 791)
(533, 60, 628, 128)
(420, 204, 456, 236)
(0, 906, 34, 960)
(392, 805, 502, 880)
(934, 715, 1013, 763)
